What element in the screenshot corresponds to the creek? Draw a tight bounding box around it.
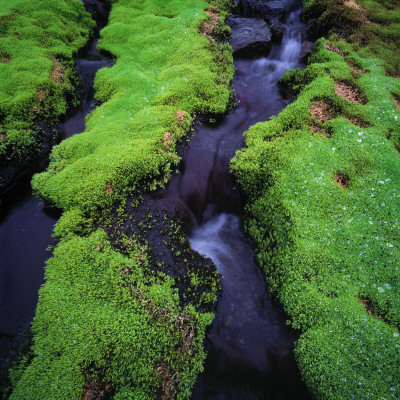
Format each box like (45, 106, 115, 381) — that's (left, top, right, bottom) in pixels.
(1, 0, 311, 397)
(161, 1, 312, 398)
(0, 0, 111, 360)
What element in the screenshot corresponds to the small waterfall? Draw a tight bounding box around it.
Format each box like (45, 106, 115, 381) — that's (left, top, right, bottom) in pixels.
(182, 1, 310, 398)
(280, 9, 303, 63)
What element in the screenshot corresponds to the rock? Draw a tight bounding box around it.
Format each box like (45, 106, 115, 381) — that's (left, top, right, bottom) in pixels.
(299, 41, 314, 61)
(233, 0, 285, 22)
(229, 17, 272, 57)
(269, 19, 285, 41)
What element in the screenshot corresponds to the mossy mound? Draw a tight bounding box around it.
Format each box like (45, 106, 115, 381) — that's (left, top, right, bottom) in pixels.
(9, 229, 214, 399)
(232, 0, 400, 398)
(0, 0, 94, 190)
(31, 0, 234, 212)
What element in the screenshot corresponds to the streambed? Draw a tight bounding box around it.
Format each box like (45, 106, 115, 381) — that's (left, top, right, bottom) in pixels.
(160, 1, 312, 398)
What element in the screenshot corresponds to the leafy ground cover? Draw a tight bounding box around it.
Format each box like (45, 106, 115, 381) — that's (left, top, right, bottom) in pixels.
(7, 0, 233, 398)
(232, 0, 400, 398)
(0, 0, 94, 191)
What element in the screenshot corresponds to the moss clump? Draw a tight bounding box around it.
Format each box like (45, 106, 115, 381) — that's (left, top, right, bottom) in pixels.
(232, 0, 400, 398)
(0, 0, 94, 190)
(31, 0, 234, 212)
(9, 230, 215, 399)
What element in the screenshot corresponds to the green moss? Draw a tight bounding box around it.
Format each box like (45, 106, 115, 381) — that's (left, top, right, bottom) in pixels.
(10, 230, 214, 399)
(32, 0, 234, 211)
(232, 1, 400, 398)
(0, 0, 94, 186)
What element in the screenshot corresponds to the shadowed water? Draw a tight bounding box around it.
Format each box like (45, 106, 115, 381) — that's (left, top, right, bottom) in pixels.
(162, 2, 311, 398)
(0, 0, 110, 359)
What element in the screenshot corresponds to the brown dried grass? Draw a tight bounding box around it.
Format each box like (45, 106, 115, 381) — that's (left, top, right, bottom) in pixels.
(105, 182, 114, 194)
(310, 100, 336, 123)
(1, 55, 10, 64)
(174, 109, 186, 122)
(393, 94, 400, 113)
(335, 173, 349, 188)
(310, 123, 331, 138)
(82, 380, 112, 400)
(156, 362, 178, 400)
(324, 44, 344, 56)
(335, 81, 367, 104)
(36, 88, 49, 102)
(162, 131, 173, 151)
(201, 7, 219, 43)
(344, 0, 377, 26)
(344, 0, 364, 12)
(347, 115, 370, 128)
(50, 59, 64, 85)
(359, 296, 375, 316)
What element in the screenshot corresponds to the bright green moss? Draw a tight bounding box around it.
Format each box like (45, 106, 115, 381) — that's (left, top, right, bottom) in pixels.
(232, 1, 400, 398)
(9, 0, 232, 398)
(0, 0, 94, 184)
(32, 0, 233, 211)
(10, 230, 213, 399)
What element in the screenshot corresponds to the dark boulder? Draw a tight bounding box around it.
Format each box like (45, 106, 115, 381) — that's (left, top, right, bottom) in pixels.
(299, 41, 314, 62)
(269, 19, 285, 41)
(233, 0, 285, 22)
(229, 17, 272, 57)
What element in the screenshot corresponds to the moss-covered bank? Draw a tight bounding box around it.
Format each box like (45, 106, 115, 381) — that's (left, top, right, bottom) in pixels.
(232, 0, 400, 398)
(0, 0, 94, 192)
(7, 0, 234, 398)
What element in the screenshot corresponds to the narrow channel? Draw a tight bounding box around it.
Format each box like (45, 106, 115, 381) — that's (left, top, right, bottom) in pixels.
(0, 0, 111, 360)
(162, 0, 311, 398)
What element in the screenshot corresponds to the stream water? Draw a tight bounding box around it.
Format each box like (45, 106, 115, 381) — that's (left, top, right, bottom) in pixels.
(0, 0, 111, 360)
(161, 2, 311, 398)
(1, 0, 311, 397)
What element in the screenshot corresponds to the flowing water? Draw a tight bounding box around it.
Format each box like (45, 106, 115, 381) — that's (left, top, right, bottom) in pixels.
(0, 0, 111, 360)
(161, 2, 311, 398)
(1, 0, 311, 397)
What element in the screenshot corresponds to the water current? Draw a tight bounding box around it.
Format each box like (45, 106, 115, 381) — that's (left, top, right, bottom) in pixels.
(163, 2, 312, 398)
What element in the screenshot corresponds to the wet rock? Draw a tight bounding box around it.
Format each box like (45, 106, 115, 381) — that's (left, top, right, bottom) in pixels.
(269, 19, 285, 41)
(229, 17, 272, 57)
(147, 197, 192, 227)
(233, 0, 285, 21)
(299, 41, 314, 61)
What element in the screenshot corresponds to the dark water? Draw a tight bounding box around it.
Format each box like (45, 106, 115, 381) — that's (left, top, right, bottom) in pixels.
(162, 2, 311, 399)
(0, 0, 110, 359)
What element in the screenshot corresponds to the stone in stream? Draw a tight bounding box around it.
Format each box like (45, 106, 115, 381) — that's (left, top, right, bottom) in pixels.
(269, 18, 285, 41)
(228, 17, 272, 57)
(299, 40, 314, 61)
(233, 0, 285, 21)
